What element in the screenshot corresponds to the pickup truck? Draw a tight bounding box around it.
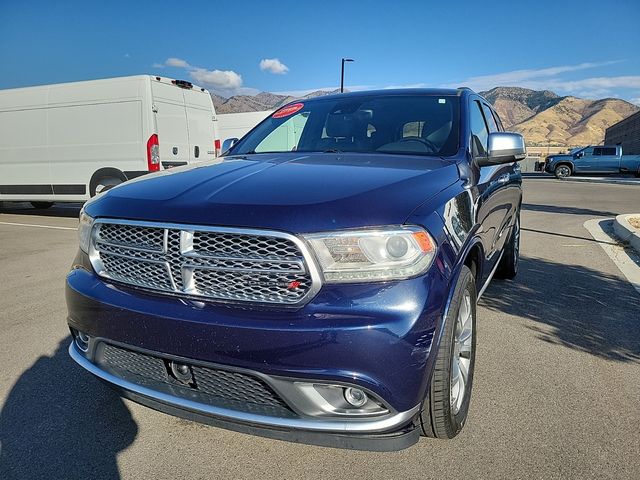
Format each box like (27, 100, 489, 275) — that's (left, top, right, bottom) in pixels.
(545, 145, 640, 178)
(66, 88, 525, 451)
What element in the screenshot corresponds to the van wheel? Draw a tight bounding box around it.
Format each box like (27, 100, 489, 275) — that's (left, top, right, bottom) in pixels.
(91, 177, 122, 197)
(420, 265, 476, 439)
(30, 202, 54, 209)
(555, 165, 572, 178)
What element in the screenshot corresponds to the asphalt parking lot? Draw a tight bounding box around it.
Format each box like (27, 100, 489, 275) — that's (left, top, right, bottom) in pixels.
(1, 178, 639, 480)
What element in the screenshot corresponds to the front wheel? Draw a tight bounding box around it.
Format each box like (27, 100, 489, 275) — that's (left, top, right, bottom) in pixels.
(420, 265, 477, 439)
(495, 214, 520, 279)
(555, 164, 572, 178)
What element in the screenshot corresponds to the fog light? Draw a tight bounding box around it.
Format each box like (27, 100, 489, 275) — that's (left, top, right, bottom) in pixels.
(344, 387, 368, 407)
(75, 331, 90, 352)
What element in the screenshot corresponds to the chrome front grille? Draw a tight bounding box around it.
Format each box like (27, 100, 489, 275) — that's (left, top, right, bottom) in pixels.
(89, 220, 321, 306)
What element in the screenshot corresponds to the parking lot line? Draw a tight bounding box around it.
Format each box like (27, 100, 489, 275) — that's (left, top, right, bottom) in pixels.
(0, 221, 77, 231)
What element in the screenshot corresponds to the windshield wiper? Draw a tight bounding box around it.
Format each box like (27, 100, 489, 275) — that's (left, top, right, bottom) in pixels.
(323, 149, 343, 153)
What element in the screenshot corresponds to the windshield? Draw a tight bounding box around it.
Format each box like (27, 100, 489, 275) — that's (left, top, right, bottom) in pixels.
(230, 94, 460, 157)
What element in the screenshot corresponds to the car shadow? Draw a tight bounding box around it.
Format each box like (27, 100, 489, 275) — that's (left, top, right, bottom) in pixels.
(0, 202, 83, 218)
(481, 256, 640, 363)
(0, 337, 138, 480)
(521, 203, 619, 217)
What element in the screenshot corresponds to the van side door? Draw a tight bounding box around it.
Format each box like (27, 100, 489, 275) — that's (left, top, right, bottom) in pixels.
(0, 98, 52, 198)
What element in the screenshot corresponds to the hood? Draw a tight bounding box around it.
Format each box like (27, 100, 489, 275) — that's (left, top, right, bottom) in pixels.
(85, 153, 459, 233)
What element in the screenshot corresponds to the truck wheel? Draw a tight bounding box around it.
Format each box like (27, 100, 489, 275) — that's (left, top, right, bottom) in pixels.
(495, 214, 520, 279)
(91, 177, 122, 197)
(30, 202, 54, 209)
(555, 165, 572, 178)
(420, 265, 476, 439)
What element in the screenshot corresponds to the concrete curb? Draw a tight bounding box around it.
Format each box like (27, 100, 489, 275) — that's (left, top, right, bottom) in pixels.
(559, 176, 640, 185)
(614, 214, 640, 253)
(584, 219, 640, 295)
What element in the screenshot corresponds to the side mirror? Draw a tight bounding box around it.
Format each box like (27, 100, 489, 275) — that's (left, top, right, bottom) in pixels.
(478, 132, 527, 166)
(222, 138, 239, 153)
(575, 152, 584, 159)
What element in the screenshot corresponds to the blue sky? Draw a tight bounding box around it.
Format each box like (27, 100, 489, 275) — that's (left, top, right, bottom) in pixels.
(1, 0, 639, 103)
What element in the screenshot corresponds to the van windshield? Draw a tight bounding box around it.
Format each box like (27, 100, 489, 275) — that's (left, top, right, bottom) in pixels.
(230, 95, 460, 157)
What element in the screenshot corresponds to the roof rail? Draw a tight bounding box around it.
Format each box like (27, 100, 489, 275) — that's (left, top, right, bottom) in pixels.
(456, 86, 473, 91)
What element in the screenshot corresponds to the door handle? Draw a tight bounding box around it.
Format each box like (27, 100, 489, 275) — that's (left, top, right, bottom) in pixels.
(194, 146, 200, 158)
(496, 173, 510, 184)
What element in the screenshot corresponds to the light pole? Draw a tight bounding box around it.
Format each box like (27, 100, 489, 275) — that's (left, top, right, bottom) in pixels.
(340, 58, 354, 93)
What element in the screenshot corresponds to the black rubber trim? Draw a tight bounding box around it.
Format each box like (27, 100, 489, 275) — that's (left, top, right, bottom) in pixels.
(0, 184, 85, 195)
(105, 381, 420, 451)
(0, 184, 52, 194)
(123, 171, 150, 180)
(161, 161, 187, 169)
(53, 184, 86, 195)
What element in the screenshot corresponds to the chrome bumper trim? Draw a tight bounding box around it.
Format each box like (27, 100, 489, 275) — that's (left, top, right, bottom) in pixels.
(69, 342, 419, 433)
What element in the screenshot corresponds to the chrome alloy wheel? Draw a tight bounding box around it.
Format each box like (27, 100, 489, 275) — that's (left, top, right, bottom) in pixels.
(450, 290, 473, 414)
(555, 165, 571, 178)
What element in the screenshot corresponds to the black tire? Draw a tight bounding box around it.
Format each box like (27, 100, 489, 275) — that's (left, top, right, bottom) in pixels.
(554, 164, 572, 179)
(420, 265, 477, 439)
(91, 177, 122, 197)
(30, 201, 54, 209)
(495, 214, 520, 279)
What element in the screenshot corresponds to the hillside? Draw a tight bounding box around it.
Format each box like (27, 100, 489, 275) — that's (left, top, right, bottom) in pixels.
(211, 86, 639, 147)
(480, 87, 639, 146)
(212, 89, 341, 114)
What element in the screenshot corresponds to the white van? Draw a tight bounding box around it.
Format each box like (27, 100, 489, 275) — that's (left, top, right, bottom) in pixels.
(0, 75, 220, 207)
(217, 110, 273, 144)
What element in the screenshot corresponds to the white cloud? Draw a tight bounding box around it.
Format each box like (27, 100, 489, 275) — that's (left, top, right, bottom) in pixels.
(165, 57, 191, 68)
(259, 58, 289, 75)
(630, 97, 640, 106)
(190, 68, 243, 90)
(444, 61, 640, 100)
(155, 57, 244, 95)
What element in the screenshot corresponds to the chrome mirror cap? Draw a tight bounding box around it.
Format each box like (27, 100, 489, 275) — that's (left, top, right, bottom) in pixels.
(481, 132, 527, 166)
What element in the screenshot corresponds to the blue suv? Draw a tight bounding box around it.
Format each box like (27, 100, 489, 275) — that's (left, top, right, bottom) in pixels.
(67, 88, 524, 451)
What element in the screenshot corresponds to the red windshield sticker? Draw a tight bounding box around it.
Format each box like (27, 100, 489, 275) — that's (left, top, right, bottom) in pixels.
(272, 102, 304, 119)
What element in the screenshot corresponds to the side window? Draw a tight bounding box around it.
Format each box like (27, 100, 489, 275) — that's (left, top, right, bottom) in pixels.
(491, 109, 505, 132)
(602, 147, 617, 156)
(593, 147, 603, 156)
(481, 103, 498, 133)
(470, 100, 489, 156)
(255, 113, 309, 153)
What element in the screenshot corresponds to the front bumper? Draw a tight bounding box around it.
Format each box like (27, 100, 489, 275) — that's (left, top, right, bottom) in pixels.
(69, 340, 421, 450)
(66, 249, 449, 450)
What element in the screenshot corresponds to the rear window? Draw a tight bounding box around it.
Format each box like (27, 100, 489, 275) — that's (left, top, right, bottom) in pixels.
(231, 95, 460, 157)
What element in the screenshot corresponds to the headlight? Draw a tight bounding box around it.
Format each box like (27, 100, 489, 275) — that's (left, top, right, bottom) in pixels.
(304, 226, 436, 283)
(78, 209, 95, 253)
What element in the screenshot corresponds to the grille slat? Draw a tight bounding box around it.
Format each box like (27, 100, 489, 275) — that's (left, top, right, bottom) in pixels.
(91, 221, 317, 306)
